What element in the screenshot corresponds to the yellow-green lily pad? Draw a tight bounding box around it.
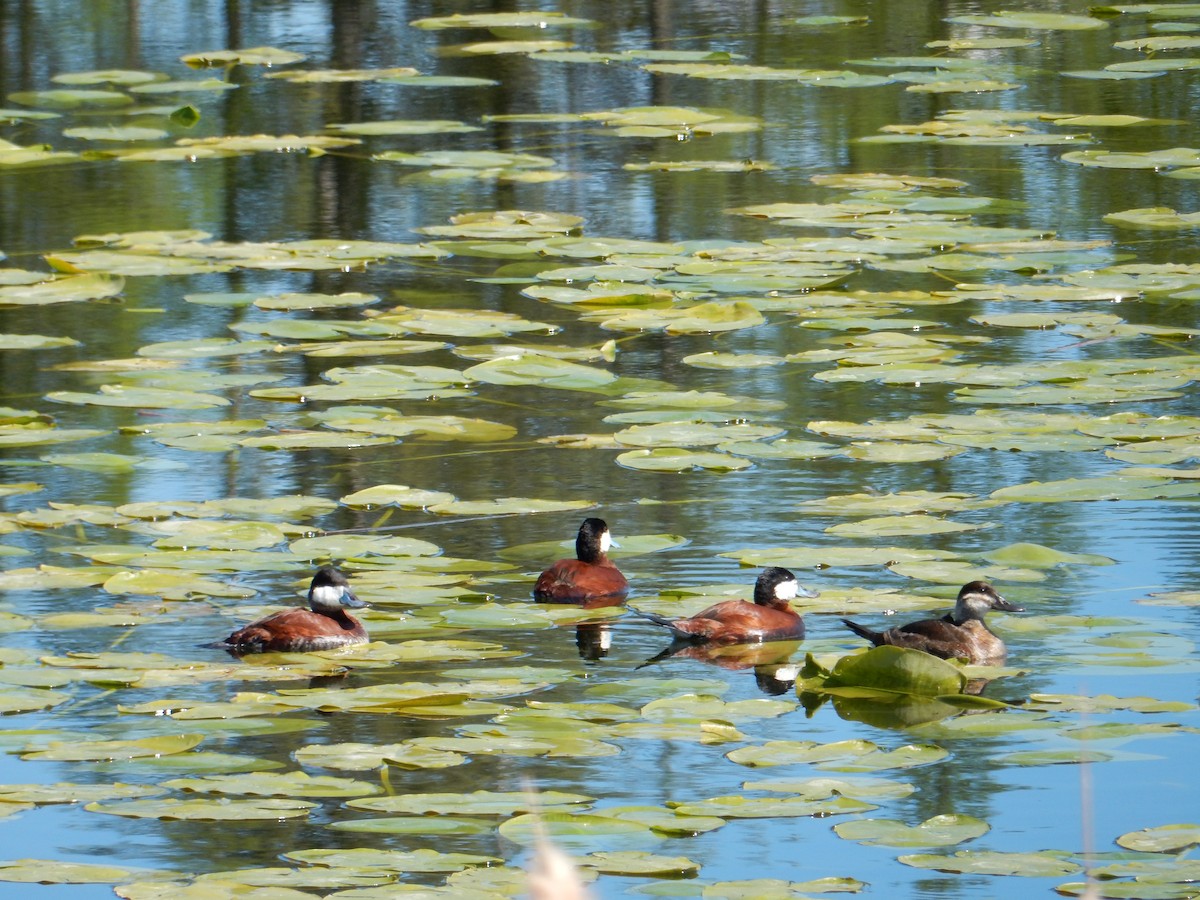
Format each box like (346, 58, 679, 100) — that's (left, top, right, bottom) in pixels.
(163, 771, 380, 798)
(834, 813, 989, 847)
(899, 849, 1080, 876)
(86, 797, 315, 820)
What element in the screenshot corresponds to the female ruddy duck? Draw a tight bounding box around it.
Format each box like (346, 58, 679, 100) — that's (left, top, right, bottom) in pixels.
(222, 565, 368, 653)
(641, 567, 816, 645)
(841, 580, 1024, 665)
(534, 518, 629, 602)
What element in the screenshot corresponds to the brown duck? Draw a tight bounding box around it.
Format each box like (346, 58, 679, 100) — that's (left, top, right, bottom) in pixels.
(841, 580, 1024, 665)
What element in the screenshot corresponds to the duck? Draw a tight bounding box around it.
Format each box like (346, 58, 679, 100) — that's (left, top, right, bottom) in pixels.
(222, 565, 368, 653)
(841, 580, 1024, 665)
(533, 517, 629, 602)
(639, 567, 816, 645)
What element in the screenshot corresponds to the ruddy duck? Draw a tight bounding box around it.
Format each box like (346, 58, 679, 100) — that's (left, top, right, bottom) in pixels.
(641, 567, 816, 645)
(534, 518, 629, 602)
(222, 565, 368, 653)
(841, 580, 1024, 665)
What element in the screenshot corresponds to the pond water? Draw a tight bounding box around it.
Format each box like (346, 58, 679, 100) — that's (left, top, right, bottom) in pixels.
(2, 1, 1200, 898)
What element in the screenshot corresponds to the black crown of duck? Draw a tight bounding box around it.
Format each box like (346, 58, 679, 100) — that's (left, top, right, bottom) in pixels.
(223, 565, 368, 653)
(841, 580, 1024, 666)
(534, 518, 629, 602)
(641, 566, 818, 645)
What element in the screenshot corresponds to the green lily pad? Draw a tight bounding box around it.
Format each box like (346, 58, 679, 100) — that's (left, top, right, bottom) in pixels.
(0, 686, 72, 714)
(266, 66, 421, 83)
(0, 272, 124, 305)
(288, 533, 440, 558)
(24, 734, 204, 761)
(616, 448, 752, 472)
(326, 119, 481, 136)
(428, 497, 592, 516)
(339, 484, 456, 509)
(0, 859, 142, 884)
(181, 47, 307, 67)
(293, 741, 467, 771)
(328, 815, 493, 834)
(412, 11, 594, 28)
(834, 813, 989, 847)
(47, 385, 230, 409)
(163, 771, 380, 798)
(282, 847, 501, 871)
(726, 738, 948, 770)
(946, 11, 1106, 29)
(498, 811, 655, 849)
(1116, 823, 1200, 852)
(347, 790, 592, 816)
(86, 797, 315, 820)
(899, 849, 1080, 876)
(825, 514, 982, 537)
(667, 795, 874, 819)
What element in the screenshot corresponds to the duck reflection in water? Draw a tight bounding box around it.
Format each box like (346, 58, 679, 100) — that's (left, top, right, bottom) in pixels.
(220, 565, 368, 654)
(645, 639, 804, 695)
(841, 580, 1024, 666)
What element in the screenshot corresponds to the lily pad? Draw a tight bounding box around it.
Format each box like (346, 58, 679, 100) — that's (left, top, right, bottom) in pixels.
(899, 849, 1080, 876)
(85, 797, 315, 820)
(1116, 823, 1200, 853)
(834, 813, 989, 847)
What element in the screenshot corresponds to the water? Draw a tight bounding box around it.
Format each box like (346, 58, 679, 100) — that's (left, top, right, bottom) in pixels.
(1, 2, 1200, 898)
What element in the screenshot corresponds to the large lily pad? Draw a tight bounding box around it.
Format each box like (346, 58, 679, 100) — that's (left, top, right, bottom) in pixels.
(834, 813, 989, 847)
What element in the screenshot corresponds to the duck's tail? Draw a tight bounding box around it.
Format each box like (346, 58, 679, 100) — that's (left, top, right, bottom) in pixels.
(630, 608, 698, 644)
(841, 618, 882, 644)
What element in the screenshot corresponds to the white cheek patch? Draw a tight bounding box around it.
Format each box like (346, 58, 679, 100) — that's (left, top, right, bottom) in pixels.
(775, 580, 798, 602)
(600, 531, 612, 554)
(311, 585, 343, 609)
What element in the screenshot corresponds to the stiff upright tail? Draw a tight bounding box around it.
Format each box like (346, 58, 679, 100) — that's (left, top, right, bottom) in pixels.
(841, 618, 882, 644)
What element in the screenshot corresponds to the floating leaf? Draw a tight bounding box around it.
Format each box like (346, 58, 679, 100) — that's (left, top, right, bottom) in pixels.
(899, 849, 1080, 876)
(47, 385, 230, 409)
(428, 497, 592, 516)
(946, 12, 1106, 29)
(347, 790, 591, 816)
(86, 797, 315, 820)
(616, 448, 752, 472)
(0, 686, 72, 714)
(282, 847, 500, 872)
(0, 859, 140, 884)
(181, 46, 306, 67)
(163, 771, 380, 798)
(0, 333, 80, 350)
(330, 815, 484, 835)
(0, 273, 124, 305)
(326, 119, 481, 136)
(24, 734, 203, 761)
(339, 484, 456, 509)
(834, 814, 989, 847)
(1116, 823, 1200, 853)
(294, 741, 467, 771)
(668, 794, 873, 819)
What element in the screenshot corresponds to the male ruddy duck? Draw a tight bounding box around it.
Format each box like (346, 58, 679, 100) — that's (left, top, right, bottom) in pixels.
(222, 565, 368, 653)
(841, 580, 1024, 665)
(534, 518, 629, 602)
(641, 567, 816, 645)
